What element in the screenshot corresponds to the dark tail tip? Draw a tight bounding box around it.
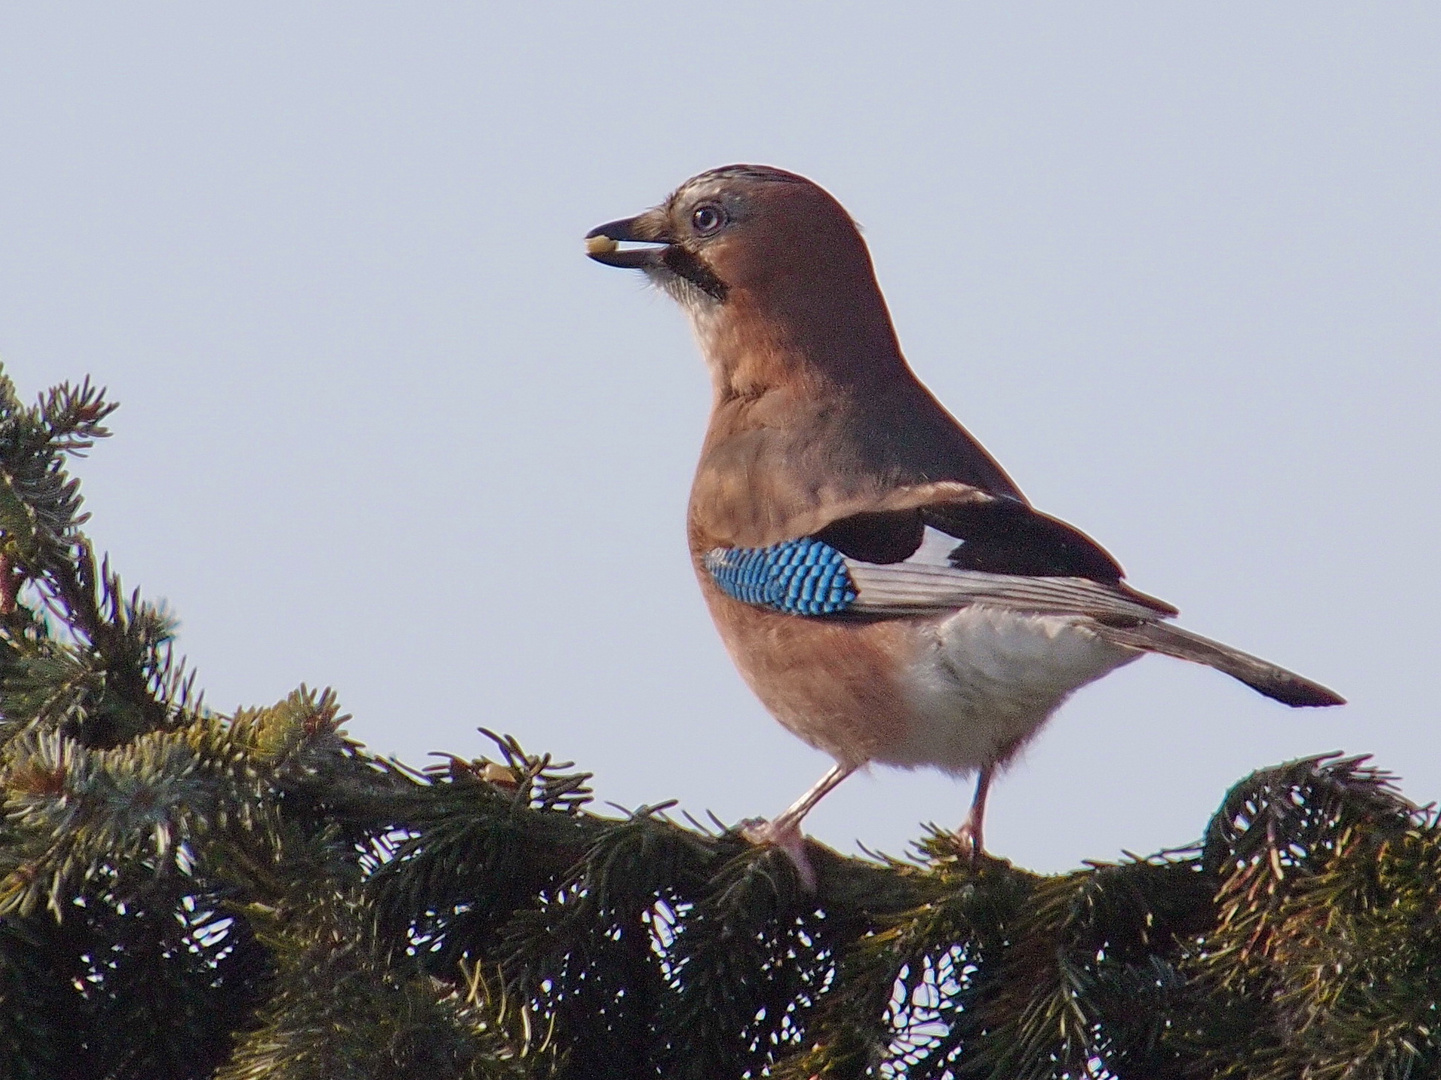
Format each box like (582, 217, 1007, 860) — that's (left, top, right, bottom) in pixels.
(1249, 676, 1346, 708)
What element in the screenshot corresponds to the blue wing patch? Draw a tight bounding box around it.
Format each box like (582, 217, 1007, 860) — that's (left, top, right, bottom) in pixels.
(704, 538, 858, 615)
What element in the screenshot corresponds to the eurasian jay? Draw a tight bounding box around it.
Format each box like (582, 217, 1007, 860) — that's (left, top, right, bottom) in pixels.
(585, 165, 1343, 884)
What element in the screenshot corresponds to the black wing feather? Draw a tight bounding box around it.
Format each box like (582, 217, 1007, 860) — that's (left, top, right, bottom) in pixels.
(922, 499, 1125, 580)
(813, 498, 1125, 581)
(812, 509, 925, 564)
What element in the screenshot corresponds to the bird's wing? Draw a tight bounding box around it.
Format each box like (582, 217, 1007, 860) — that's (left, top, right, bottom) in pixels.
(701, 495, 1177, 622)
(700, 495, 1345, 707)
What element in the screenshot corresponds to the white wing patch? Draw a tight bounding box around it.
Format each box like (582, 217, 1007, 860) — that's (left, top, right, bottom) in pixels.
(909, 524, 964, 567)
(843, 526, 1169, 622)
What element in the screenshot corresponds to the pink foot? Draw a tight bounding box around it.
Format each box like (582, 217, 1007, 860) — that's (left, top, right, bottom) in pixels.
(956, 767, 991, 864)
(955, 819, 985, 863)
(740, 818, 817, 890)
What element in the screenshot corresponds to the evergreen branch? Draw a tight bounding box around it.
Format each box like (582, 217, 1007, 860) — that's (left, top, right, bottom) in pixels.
(1171, 756, 1439, 1078)
(219, 827, 543, 1080)
(0, 688, 351, 920)
(0, 370, 1435, 1079)
(1190, 755, 1417, 1012)
(0, 371, 116, 589)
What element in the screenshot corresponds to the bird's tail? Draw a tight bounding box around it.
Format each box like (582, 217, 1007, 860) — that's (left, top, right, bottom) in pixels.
(1095, 621, 1345, 707)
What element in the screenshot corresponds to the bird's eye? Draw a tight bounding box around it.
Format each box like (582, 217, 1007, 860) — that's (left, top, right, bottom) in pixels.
(690, 204, 726, 237)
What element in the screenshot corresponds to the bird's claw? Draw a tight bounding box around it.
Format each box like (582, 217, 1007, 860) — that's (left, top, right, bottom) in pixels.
(739, 817, 817, 890)
(954, 820, 985, 864)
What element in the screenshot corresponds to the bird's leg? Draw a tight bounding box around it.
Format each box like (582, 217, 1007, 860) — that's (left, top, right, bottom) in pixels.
(955, 765, 993, 862)
(742, 763, 855, 889)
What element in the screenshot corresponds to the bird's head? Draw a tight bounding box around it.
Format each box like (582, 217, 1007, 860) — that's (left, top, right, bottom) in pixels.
(586, 165, 876, 321)
(587, 167, 1024, 511)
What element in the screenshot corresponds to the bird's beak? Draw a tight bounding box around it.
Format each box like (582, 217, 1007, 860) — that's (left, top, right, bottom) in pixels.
(584, 210, 672, 268)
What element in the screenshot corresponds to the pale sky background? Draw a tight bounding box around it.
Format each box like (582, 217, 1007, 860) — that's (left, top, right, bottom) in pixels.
(1, 6, 1436, 873)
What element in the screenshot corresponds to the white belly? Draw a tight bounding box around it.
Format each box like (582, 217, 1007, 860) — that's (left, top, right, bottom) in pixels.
(877, 606, 1139, 774)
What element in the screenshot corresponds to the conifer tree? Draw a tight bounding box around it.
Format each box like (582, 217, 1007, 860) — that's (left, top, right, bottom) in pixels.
(0, 367, 1436, 1079)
